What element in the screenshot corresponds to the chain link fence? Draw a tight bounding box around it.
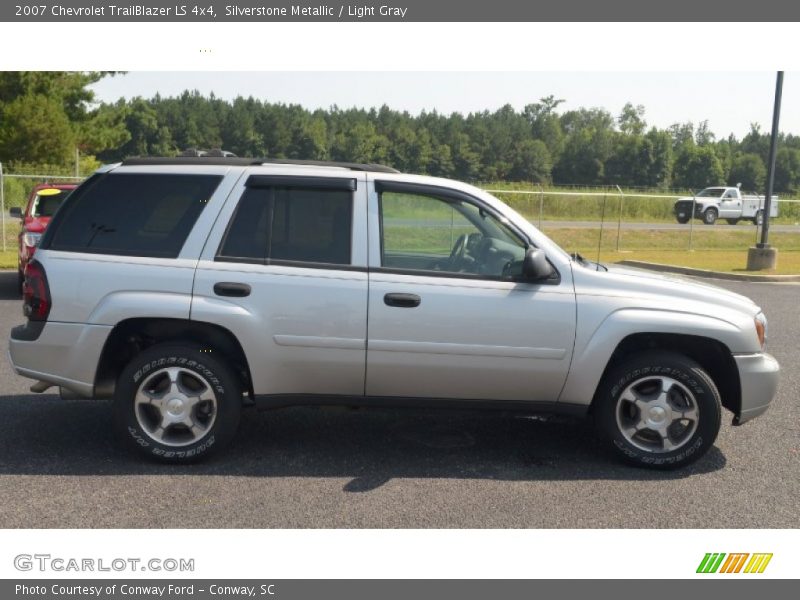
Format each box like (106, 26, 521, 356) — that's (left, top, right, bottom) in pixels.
(1, 163, 798, 262)
(486, 186, 800, 254)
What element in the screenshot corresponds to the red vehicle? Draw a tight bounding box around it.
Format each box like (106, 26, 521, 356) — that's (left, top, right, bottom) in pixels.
(9, 183, 77, 292)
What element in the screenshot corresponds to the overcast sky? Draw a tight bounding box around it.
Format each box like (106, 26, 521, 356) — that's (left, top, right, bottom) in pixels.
(89, 72, 800, 140)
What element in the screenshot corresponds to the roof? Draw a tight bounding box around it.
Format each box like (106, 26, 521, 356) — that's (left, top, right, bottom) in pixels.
(120, 157, 401, 173)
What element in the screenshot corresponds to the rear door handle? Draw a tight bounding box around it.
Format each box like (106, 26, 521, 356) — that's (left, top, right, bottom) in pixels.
(214, 282, 251, 297)
(384, 293, 421, 308)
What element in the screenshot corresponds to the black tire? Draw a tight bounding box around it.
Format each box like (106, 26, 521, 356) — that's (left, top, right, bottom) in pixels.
(753, 210, 764, 226)
(725, 218, 739, 225)
(593, 351, 721, 469)
(113, 343, 242, 463)
(702, 208, 718, 225)
(675, 215, 690, 224)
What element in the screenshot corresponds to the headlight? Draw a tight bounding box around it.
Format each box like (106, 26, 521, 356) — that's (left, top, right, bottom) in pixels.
(21, 232, 42, 248)
(754, 312, 768, 350)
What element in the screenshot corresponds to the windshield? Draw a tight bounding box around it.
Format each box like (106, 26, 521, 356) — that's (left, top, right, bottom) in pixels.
(31, 189, 71, 217)
(696, 187, 726, 198)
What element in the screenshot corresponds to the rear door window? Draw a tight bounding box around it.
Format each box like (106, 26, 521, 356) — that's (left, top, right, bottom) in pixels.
(45, 173, 222, 258)
(217, 184, 353, 267)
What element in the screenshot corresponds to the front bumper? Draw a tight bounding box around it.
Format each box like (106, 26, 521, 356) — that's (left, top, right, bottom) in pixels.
(674, 201, 704, 218)
(733, 352, 780, 424)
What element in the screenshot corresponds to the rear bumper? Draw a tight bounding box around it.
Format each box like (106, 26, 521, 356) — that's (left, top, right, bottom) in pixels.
(8, 321, 112, 398)
(733, 352, 780, 425)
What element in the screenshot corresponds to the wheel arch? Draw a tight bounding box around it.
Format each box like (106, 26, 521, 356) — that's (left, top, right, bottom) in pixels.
(94, 317, 254, 401)
(589, 332, 740, 419)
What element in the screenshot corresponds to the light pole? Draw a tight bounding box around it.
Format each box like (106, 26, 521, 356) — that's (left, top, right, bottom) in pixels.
(747, 71, 782, 270)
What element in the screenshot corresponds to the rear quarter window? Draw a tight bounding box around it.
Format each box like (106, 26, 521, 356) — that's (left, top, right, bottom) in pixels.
(44, 173, 222, 258)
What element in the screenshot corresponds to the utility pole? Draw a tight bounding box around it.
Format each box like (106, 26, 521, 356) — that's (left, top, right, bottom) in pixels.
(747, 71, 782, 271)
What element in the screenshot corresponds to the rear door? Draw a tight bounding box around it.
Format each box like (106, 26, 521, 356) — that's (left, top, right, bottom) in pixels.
(191, 170, 369, 396)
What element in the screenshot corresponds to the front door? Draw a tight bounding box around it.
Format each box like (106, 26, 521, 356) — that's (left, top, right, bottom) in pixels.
(365, 180, 576, 403)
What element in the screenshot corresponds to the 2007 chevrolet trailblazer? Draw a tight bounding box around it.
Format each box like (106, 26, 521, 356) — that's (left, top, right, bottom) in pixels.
(8, 157, 779, 468)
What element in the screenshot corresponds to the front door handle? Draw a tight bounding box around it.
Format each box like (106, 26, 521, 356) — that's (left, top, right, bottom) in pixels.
(384, 293, 421, 308)
(214, 282, 251, 297)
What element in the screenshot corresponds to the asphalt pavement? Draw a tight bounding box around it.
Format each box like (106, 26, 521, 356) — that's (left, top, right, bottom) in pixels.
(0, 270, 796, 528)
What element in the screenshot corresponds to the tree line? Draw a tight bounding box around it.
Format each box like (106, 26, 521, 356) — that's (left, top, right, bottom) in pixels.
(2, 72, 800, 192)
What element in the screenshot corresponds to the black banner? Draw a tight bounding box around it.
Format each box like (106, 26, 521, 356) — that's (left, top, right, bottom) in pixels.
(2, 0, 800, 22)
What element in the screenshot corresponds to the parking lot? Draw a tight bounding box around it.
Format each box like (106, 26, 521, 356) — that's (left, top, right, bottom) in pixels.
(0, 269, 797, 528)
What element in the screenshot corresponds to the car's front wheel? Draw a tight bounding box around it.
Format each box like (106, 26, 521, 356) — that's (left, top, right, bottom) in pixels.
(113, 344, 242, 463)
(702, 208, 718, 225)
(594, 351, 721, 469)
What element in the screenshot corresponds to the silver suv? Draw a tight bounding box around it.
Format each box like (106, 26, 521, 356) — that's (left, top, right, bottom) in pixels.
(8, 158, 780, 468)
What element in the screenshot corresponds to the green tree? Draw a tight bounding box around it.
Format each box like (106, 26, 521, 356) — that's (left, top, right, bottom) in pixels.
(729, 153, 766, 192)
(740, 123, 770, 163)
(645, 129, 673, 188)
(509, 139, 552, 182)
(523, 96, 565, 161)
(774, 147, 800, 192)
(668, 122, 694, 152)
(604, 135, 654, 187)
(672, 145, 725, 190)
(695, 120, 716, 145)
(0, 71, 125, 164)
(618, 103, 646, 136)
(429, 143, 454, 177)
(0, 94, 76, 164)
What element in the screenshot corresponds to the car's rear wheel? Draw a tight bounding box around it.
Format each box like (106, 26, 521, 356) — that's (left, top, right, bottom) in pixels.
(754, 210, 764, 226)
(113, 344, 242, 463)
(594, 351, 721, 469)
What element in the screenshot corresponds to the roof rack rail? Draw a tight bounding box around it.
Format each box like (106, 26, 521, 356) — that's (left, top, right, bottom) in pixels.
(120, 156, 400, 173)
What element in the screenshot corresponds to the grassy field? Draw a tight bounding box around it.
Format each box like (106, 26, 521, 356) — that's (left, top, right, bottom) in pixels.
(542, 228, 800, 275)
(541, 227, 800, 252)
(485, 183, 800, 224)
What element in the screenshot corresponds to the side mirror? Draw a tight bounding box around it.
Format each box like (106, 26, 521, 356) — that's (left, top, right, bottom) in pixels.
(9, 206, 22, 219)
(522, 248, 553, 281)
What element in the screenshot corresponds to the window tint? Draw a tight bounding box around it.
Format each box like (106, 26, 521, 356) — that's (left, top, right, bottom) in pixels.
(380, 191, 526, 278)
(47, 173, 221, 258)
(218, 186, 352, 266)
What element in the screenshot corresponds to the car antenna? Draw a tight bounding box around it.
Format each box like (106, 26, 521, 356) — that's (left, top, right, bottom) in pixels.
(596, 191, 608, 271)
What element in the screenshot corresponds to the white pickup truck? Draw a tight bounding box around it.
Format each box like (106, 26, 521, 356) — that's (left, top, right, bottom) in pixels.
(673, 186, 778, 225)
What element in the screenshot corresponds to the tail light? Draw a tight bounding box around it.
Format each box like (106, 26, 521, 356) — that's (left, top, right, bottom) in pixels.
(22, 260, 51, 321)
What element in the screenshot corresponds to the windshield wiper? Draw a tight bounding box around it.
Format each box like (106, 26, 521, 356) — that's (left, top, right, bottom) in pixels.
(571, 252, 608, 271)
